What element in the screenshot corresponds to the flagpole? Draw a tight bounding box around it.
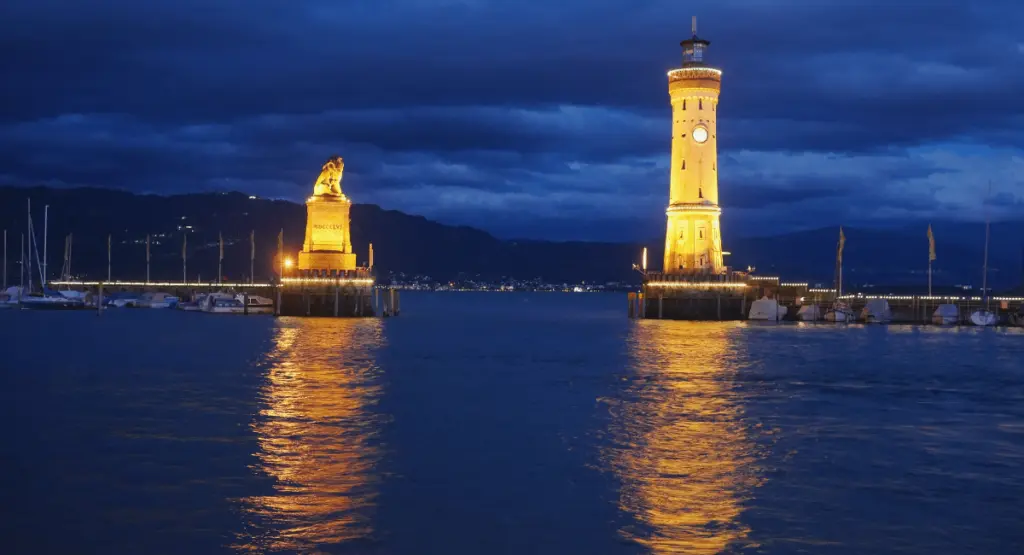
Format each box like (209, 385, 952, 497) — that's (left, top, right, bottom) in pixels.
(182, 234, 187, 284)
(42, 205, 48, 288)
(250, 230, 255, 284)
(27, 199, 32, 293)
(218, 232, 223, 286)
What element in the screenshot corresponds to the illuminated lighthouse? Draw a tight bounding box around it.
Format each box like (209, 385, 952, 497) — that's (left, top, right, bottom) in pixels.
(663, 17, 724, 274)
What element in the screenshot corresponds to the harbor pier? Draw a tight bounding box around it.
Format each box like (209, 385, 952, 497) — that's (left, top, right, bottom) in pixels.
(277, 271, 378, 317)
(636, 271, 750, 320)
(49, 273, 394, 318)
(631, 273, 1024, 325)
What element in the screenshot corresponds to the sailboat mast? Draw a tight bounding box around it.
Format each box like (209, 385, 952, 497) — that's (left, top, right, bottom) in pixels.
(982, 218, 990, 307)
(26, 199, 32, 293)
(42, 205, 48, 288)
(982, 181, 992, 308)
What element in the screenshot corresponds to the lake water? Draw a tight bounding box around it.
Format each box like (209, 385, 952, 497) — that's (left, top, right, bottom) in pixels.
(2, 292, 1023, 554)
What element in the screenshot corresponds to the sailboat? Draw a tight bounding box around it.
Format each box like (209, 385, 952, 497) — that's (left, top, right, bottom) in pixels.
(824, 227, 854, 322)
(20, 202, 84, 310)
(969, 213, 998, 326)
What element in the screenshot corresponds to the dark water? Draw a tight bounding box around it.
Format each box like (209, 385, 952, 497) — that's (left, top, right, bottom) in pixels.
(2, 292, 1023, 554)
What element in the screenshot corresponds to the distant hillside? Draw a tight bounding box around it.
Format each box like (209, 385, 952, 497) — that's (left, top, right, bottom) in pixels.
(0, 186, 1020, 289)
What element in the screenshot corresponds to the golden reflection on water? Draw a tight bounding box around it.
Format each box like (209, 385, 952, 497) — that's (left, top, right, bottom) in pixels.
(236, 318, 385, 553)
(607, 321, 762, 554)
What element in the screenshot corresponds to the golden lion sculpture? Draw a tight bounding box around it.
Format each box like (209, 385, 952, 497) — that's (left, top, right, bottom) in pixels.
(312, 155, 345, 196)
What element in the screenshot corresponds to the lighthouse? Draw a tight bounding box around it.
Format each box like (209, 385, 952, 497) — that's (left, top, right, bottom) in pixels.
(663, 17, 724, 274)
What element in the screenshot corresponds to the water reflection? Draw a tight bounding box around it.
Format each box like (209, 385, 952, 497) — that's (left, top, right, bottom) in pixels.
(607, 321, 762, 554)
(236, 318, 386, 553)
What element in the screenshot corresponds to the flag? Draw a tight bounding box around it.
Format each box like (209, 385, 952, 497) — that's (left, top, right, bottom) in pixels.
(219, 232, 224, 260)
(927, 224, 936, 262)
(837, 227, 846, 262)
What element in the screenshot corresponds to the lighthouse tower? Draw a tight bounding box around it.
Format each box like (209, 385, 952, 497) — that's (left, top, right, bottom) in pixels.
(663, 18, 724, 274)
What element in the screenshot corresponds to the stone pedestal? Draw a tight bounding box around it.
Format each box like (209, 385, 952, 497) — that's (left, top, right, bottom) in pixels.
(298, 194, 357, 272)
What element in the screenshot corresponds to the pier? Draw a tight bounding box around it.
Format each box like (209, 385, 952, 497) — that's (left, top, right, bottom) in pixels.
(630, 272, 1024, 325)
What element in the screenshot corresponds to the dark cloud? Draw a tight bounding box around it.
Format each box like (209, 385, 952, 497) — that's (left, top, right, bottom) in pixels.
(0, 0, 1021, 239)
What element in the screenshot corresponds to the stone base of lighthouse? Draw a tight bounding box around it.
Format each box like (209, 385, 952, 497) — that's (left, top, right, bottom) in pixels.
(662, 203, 724, 274)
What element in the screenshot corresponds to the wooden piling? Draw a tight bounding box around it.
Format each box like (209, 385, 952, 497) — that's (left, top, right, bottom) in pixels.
(333, 285, 339, 317)
(658, 295, 664, 319)
(97, 282, 103, 316)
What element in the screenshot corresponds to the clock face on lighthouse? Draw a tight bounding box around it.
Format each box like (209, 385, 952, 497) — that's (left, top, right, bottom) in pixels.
(692, 126, 709, 144)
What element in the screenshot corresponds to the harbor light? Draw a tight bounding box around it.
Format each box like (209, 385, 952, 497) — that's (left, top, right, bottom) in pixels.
(284, 257, 294, 269)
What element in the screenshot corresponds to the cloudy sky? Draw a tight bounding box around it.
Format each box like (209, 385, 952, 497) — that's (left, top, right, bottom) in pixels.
(1, 0, 1022, 240)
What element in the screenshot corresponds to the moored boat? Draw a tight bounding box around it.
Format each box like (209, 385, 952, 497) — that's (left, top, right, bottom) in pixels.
(236, 294, 275, 314)
(824, 301, 855, 323)
(932, 304, 959, 325)
(201, 293, 245, 314)
(137, 292, 179, 309)
(969, 309, 998, 327)
(796, 304, 822, 321)
(748, 296, 787, 321)
(20, 290, 87, 310)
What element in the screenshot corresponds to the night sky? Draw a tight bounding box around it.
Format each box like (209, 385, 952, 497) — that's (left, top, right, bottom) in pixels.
(2, 0, 1021, 240)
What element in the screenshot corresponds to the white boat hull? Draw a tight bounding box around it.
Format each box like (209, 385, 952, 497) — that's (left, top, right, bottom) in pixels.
(932, 304, 959, 325)
(969, 310, 998, 327)
(825, 303, 855, 323)
(206, 306, 246, 314)
(796, 304, 822, 321)
(749, 297, 787, 321)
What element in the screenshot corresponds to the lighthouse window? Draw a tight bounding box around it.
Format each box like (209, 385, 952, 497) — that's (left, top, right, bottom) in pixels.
(681, 160, 686, 170)
(713, 103, 716, 112)
(699, 228, 706, 240)
(699, 99, 703, 110)
(682, 100, 687, 110)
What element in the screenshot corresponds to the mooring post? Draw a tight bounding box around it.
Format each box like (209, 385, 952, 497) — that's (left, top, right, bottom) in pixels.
(627, 292, 636, 318)
(394, 290, 400, 316)
(304, 289, 311, 316)
(717, 293, 722, 320)
(741, 292, 747, 319)
(97, 282, 103, 316)
(374, 287, 379, 314)
(658, 295, 664, 319)
(243, 291, 249, 315)
(275, 285, 282, 316)
(333, 284, 339, 317)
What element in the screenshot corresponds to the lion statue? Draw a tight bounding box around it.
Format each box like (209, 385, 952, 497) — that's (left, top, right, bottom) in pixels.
(312, 155, 345, 196)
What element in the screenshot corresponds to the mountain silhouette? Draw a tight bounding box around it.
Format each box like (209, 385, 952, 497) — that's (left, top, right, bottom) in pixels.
(0, 186, 1020, 290)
